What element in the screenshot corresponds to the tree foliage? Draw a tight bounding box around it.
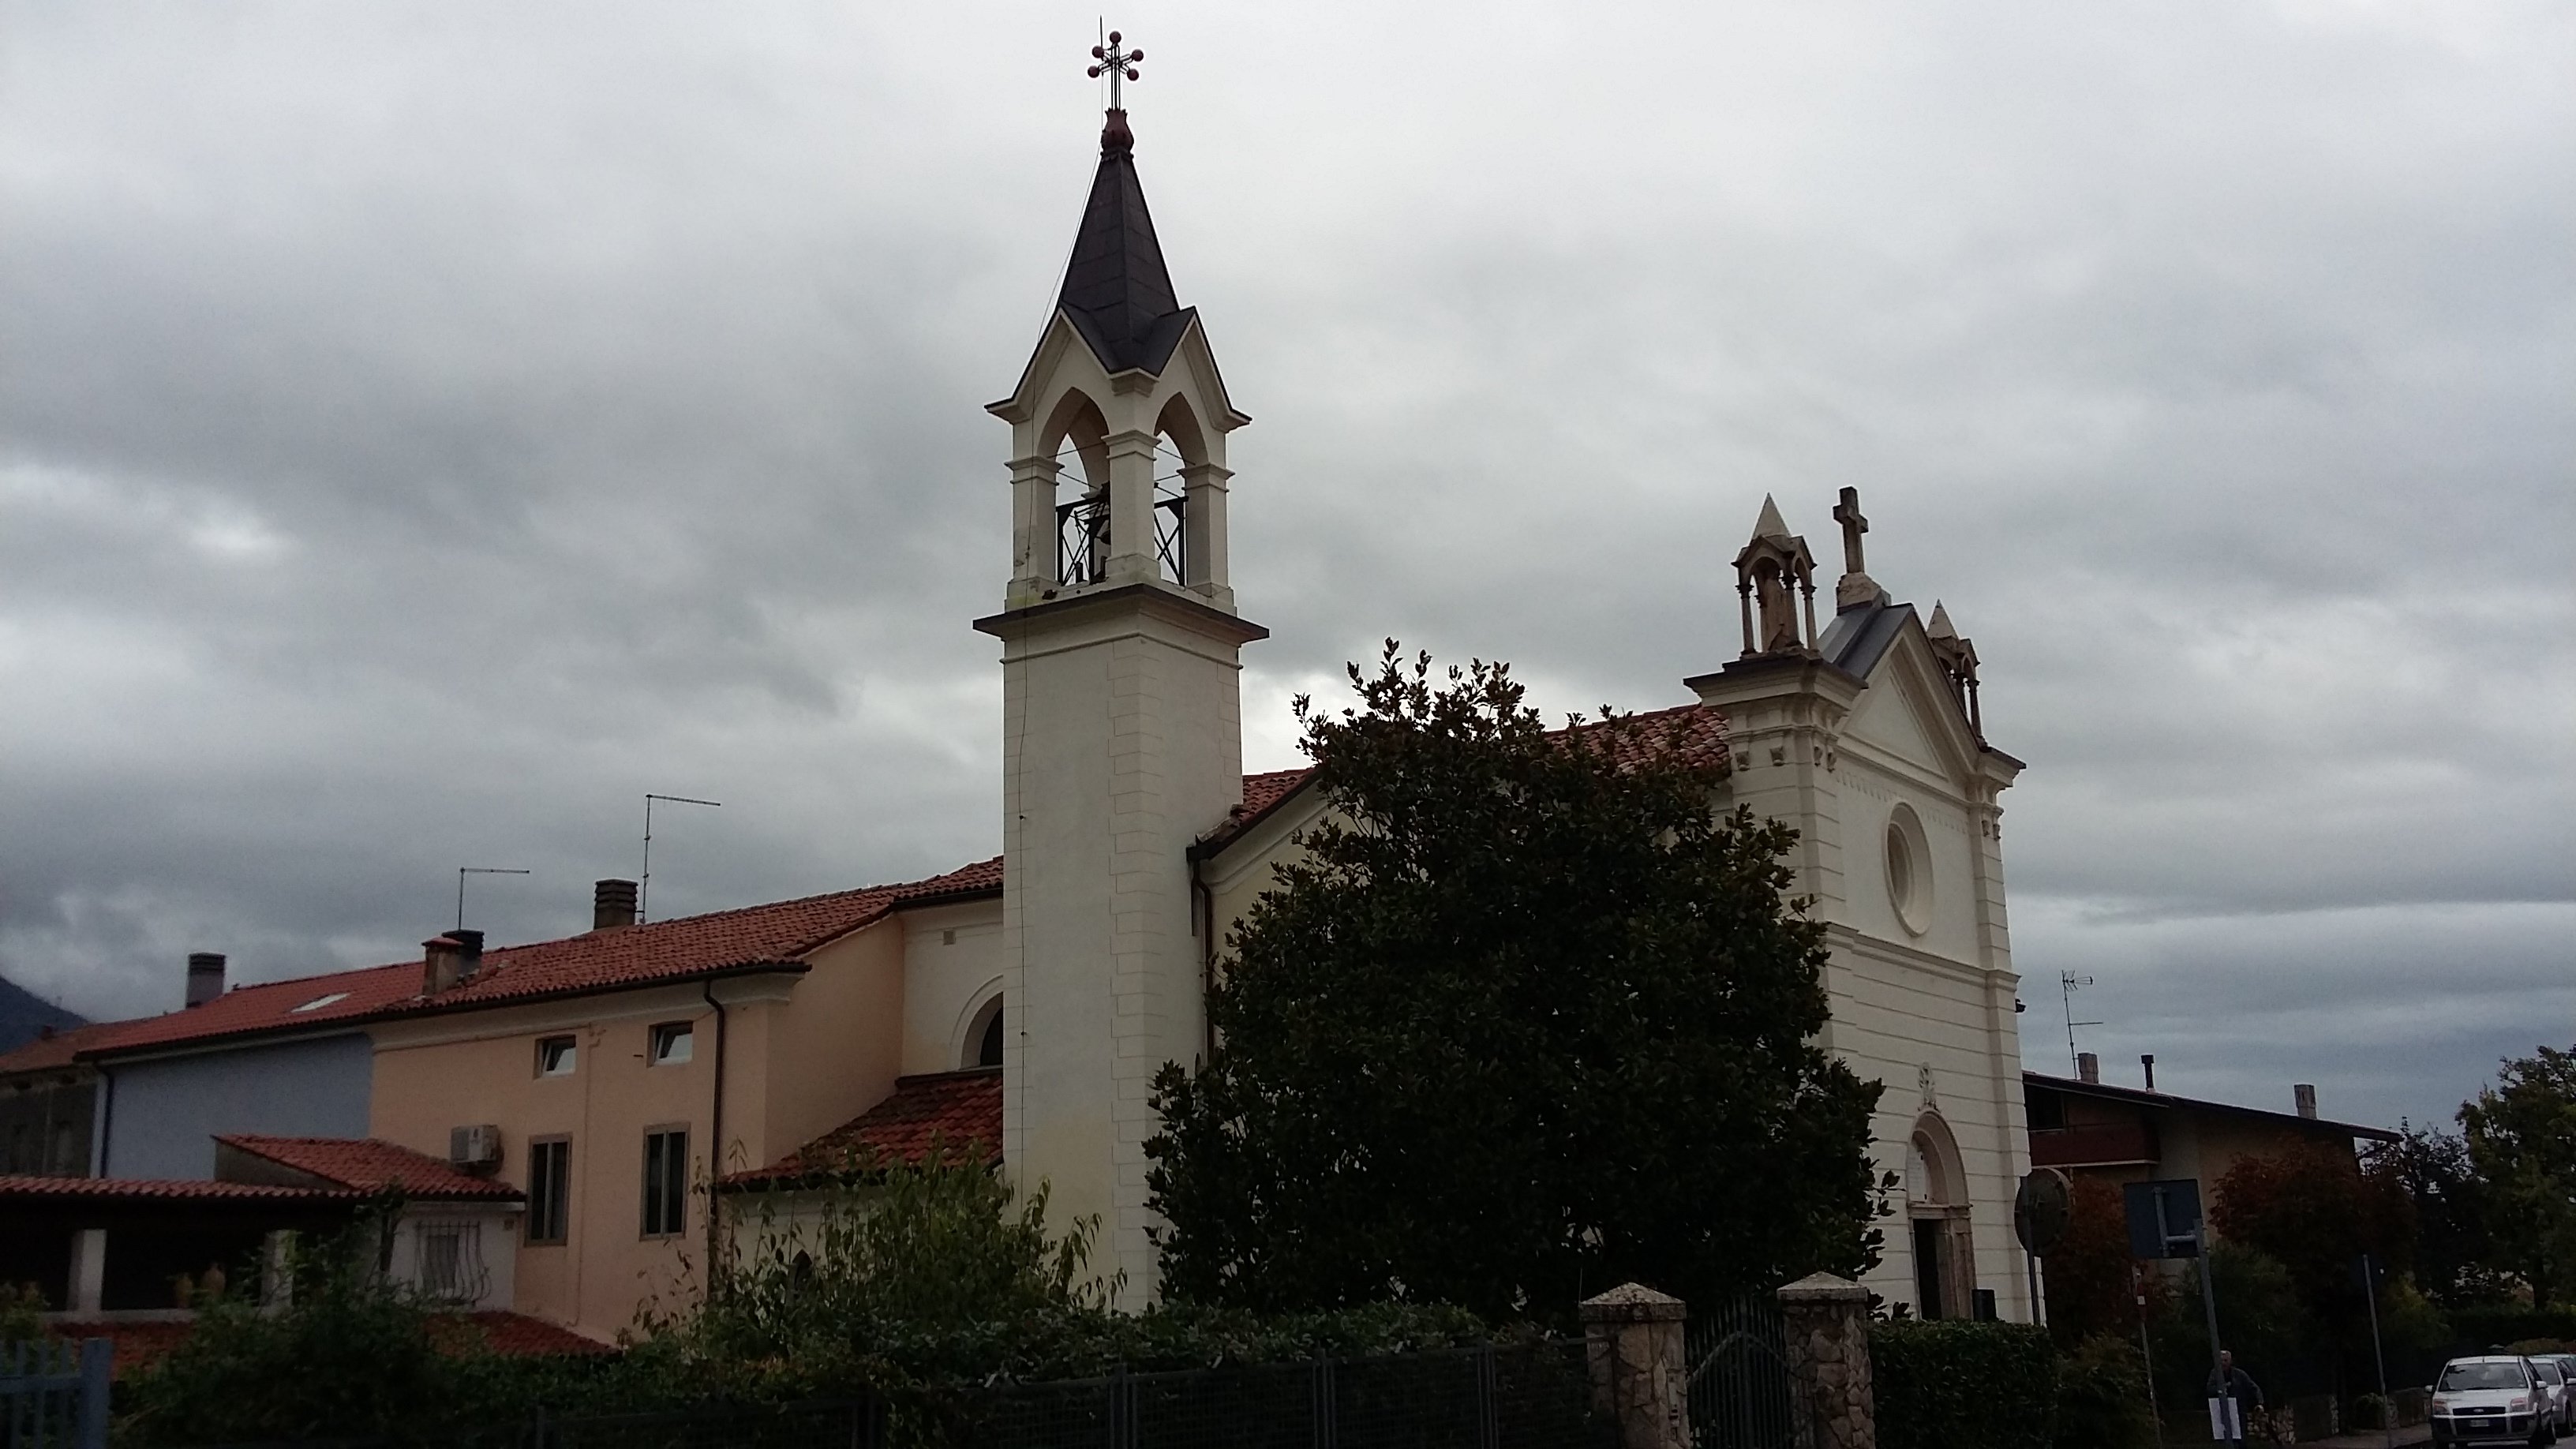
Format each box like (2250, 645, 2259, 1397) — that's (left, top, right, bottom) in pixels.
(2368, 1121, 2503, 1308)
(2458, 1043, 2576, 1309)
(1147, 646, 1885, 1319)
(2211, 1140, 2414, 1324)
(2041, 1176, 2163, 1348)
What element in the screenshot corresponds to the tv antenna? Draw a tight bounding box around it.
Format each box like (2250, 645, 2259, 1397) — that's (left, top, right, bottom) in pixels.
(455, 867, 530, 932)
(2060, 971, 2102, 1074)
(641, 793, 721, 923)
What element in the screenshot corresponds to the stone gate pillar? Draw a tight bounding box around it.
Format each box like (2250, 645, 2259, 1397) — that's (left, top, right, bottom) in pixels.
(1578, 1282, 1690, 1449)
(1777, 1273, 1876, 1449)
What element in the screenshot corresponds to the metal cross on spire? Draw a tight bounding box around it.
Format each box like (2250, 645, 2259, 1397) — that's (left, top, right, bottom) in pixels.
(1088, 27, 1144, 111)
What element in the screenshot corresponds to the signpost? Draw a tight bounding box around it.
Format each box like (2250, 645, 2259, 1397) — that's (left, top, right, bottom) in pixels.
(2125, 1180, 2235, 1445)
(2014, 1170, 2071, 1327)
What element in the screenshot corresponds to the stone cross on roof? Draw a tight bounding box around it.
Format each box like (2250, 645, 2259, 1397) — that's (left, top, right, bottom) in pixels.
(1831, 485, 1886, 611)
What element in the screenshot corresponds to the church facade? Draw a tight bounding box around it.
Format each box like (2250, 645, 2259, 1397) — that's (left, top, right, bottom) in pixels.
(982, 102, 2037, 1320)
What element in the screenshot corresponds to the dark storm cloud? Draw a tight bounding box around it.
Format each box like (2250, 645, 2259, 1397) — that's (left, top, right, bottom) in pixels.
(2, 0, 2567, 1133)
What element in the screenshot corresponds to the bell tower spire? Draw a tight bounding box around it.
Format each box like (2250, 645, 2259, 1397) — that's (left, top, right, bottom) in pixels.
(977, 41, 1262, 1300)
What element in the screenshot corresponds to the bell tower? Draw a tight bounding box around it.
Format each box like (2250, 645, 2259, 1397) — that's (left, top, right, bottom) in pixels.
(975, 57, 1262, 1297)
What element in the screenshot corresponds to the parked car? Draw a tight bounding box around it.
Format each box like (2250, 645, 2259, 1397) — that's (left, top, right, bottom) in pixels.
(2534, 1358, 2575, 1436)
(2432, 1356, 2555, 1447)
(2549, 1358, 2576, 1432)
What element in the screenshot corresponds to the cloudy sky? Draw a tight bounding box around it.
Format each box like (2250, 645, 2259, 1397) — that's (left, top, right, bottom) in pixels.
(3, 1, 2568, 1133)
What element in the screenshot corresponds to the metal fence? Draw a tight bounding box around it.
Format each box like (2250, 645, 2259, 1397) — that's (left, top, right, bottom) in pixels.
(1685, 1296, 1793, 1449)
(180, 1340, 1610, 1449)
(2, 1339, 111, 1449)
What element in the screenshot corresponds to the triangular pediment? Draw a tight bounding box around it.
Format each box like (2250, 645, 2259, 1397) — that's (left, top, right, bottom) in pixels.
(1839, 612, 1986, 788)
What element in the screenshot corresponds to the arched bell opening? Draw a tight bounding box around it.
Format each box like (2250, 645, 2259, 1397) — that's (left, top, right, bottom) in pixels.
(1039, 389, 1113, 586)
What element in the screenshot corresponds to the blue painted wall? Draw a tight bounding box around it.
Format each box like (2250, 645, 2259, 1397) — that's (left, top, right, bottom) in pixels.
(102, 1034, 373, 1179)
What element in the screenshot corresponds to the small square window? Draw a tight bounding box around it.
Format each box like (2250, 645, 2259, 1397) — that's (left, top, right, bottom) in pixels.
(649, 1022, 694, 1065)
(536, 1036, 577, 1077)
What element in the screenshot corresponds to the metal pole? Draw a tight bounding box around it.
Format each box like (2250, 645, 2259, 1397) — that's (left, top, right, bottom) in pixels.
(2027, 1250, 2042, 1328)
(2135, 1262, 2163, 1445)
(2362, 1252, 2391, 1449)
(2196, 1226, 2234, 1448)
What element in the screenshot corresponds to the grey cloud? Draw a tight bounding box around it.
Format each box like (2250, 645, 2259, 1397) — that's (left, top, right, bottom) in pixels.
(2, 1, 2567, 1137)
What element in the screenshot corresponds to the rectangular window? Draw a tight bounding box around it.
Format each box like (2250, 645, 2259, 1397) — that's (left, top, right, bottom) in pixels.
(648, 1022, 694, 1065)
(526, 1137, 571, 1245)
(642, 1129, 688, 1237)
(536, 1035, 577, 1077)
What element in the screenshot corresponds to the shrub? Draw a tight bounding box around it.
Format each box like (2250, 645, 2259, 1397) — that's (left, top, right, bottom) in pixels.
(2052, 1335, 2155, 1449)
(118, 1204, 463, 1447)
(1871, 1319, 2056, 1449)
(0, 1282, 43, 1344)
(2454, 1304, 2576, 1350)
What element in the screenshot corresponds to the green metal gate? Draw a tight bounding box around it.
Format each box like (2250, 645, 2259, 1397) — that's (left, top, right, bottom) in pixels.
(1686, 1295, 1793, 1449)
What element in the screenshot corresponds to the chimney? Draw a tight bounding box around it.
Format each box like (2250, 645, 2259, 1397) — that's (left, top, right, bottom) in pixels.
(421, 931, 483, 994)
(593, 878, 638, 931)
(185, 952, 227, 1008)
(2076, 1051, 2100, 1084)
(2294, 1084, 2318, 1119)
(2141, 1054, 2157, 1091)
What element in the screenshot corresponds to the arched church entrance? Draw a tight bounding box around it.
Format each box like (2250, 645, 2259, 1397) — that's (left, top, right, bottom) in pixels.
(1904, 1111, 1977, 1320)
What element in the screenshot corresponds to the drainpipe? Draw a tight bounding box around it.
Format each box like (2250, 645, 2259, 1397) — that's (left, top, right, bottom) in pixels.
(699, 979, 728, 1297)
(1192, 864, 1216, 1065)
(92, 1065, 115, 1178)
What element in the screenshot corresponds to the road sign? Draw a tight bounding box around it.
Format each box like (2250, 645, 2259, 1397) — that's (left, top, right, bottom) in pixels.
(2016, 1170, 2072, 1255)
(2124, 1179, 2204, 1260)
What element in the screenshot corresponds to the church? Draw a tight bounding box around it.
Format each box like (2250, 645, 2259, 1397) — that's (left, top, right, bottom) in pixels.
(973, 91, 2036, 1319)
(0, 77, 2035, 1336)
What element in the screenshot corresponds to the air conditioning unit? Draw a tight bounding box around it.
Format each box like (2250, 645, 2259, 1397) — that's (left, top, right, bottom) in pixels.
(448, 1124, 503, 1171)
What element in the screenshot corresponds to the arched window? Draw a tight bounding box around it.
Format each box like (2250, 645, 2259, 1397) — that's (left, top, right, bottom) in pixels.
(965, 995, 1004, 1070)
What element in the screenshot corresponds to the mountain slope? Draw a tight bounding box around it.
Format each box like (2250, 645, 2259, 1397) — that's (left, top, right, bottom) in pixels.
(0, 974, 87, 1052)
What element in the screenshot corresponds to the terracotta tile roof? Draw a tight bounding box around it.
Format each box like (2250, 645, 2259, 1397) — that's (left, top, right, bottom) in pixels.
(0, 1019, 126, 1075)
(0, 1174, 358, 1203)
(1198, 702, 1729, 855)
(217, 1136, 522, 1200)
(437, 1311, 615, 1357)
(722, 1069, 1002, 1188)
(0, 857, 1005, 1074)
(51, 1312, 608, 1379)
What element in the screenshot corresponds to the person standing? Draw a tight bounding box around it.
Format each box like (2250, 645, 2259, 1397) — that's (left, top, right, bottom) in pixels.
(2208, 1349, 2266, 1446)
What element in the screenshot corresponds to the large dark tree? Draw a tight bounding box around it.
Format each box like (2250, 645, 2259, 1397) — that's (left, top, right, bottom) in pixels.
(2367, 1121, 2503, 1309)
(2459, 1044, 2576, 1309)
(1145, 646, 1886, 1319)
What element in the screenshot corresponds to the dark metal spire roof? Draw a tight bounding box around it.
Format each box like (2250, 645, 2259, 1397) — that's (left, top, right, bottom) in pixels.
(1056, 109, 1195, 376)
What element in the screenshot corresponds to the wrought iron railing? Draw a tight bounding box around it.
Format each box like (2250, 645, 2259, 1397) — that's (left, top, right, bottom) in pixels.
(1054, 492, 1187, 587)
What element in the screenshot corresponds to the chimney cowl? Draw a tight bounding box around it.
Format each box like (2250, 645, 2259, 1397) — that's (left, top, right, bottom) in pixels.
(2076, 1051, 2100, 1085)
(2140, 1054, 2157, 1091)
(2294, 1083, 2319, 1119)
(593, 878, 638, 931)
(185, 952, 227, 1009)
(421, 933, 483, 995)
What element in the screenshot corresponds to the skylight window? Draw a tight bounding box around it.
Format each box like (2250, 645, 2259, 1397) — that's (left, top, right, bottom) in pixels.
(290, 991, 351, 1014)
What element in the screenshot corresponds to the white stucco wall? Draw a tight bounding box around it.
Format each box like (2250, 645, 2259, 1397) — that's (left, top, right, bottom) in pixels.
(900, 900, 1008, 1076)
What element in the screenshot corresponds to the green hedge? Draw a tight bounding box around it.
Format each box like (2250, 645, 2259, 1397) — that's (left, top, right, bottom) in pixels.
(2453, 1305, 2576, 1350)
(1871, 1320, 2057, 1449)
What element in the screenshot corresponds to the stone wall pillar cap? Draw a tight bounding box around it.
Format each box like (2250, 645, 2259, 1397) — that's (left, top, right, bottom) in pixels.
(1777, 1271, 1872, 1304)
(1578, 1282, 1688, 1324)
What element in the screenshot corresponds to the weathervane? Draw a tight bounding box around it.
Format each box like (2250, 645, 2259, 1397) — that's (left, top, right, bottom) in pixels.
(1088, 27, 1144, 111)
